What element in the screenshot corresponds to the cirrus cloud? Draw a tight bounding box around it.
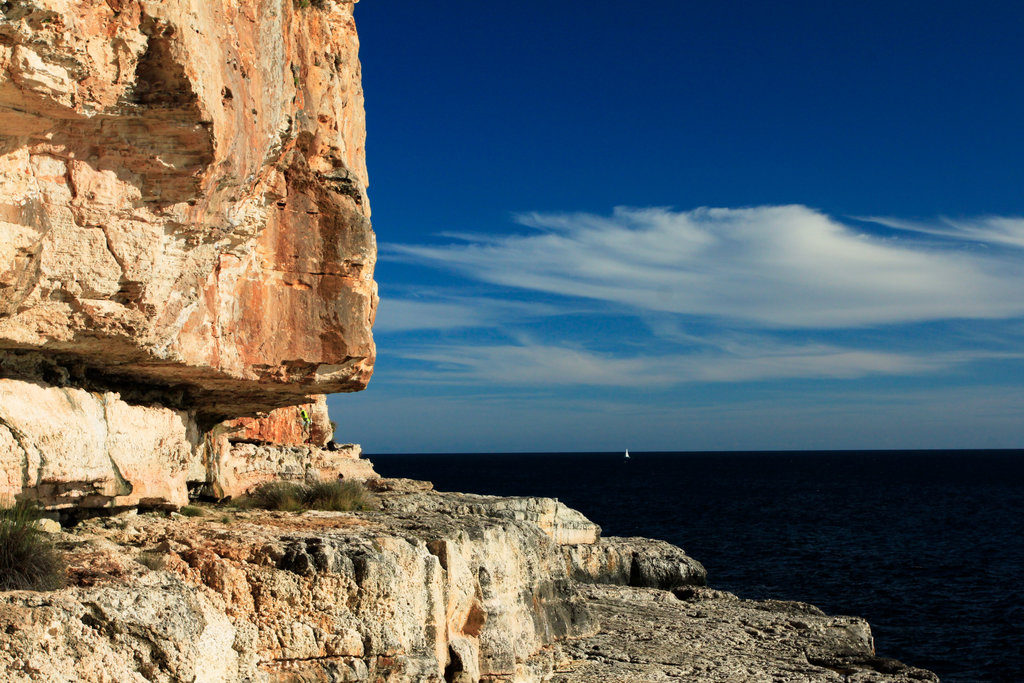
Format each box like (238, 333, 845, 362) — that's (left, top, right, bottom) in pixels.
(391, 339, 1020, 387)
(386, 205, 1024, 328)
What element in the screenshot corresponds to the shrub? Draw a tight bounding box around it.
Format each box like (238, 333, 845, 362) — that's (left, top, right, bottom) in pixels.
(179, 505, 204, 517)
(240, 479, 376, 512)
(239, 481, 306, 512)
(303, 479, 376, 512)
(0, 501, 66, 591)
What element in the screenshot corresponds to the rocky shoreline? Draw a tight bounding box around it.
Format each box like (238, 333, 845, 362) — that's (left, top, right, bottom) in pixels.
(0, 473, 938, 682)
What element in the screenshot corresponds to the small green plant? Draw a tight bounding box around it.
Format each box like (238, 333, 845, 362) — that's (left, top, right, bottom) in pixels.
(0, 501, 66, 591)
(239, 479, 376, 512)
(179, 505, 204, 517)
(220, 516, 232, 525)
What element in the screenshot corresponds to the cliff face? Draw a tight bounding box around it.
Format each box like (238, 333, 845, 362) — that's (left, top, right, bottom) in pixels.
(0, 0, 376, 419)
(0, 0, 376, 506)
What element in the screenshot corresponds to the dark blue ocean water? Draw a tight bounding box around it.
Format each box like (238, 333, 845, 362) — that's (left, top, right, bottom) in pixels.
(371, 450, 1024, 683)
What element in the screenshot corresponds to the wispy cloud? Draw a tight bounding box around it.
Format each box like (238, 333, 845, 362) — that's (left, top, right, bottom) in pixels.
(861, 215, 1024, 249)
(386, 206, 1024, 328)
(390, 339, 1018, 387)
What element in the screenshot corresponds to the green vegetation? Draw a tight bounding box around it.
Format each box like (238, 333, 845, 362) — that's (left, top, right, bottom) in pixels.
(0, 501, 66, 591)
(179, 505, 204, 517)
(239, 479, 376, 512)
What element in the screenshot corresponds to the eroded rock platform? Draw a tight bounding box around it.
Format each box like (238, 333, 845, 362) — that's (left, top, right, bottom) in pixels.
(553, 585, 938, 682)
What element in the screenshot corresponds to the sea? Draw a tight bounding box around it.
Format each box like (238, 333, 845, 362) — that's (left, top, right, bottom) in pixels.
(370, 450, 1024, 683)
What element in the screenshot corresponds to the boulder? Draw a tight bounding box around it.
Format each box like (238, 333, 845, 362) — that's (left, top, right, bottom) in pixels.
(564, 536, 707, 590)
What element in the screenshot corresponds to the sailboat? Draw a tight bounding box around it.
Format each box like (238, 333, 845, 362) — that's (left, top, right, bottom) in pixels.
(624, 449, 630, 460)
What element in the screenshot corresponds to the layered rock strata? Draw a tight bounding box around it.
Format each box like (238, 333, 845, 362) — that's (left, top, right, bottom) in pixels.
(213, 441, 375, 500)
(0, 481, 937, 682)
(0, 377, 198, 508)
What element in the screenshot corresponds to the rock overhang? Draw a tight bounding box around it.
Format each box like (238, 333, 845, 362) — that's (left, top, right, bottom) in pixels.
(0, 0, 377, 419)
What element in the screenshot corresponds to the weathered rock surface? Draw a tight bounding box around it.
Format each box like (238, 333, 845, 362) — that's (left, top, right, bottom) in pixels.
(213, 441, 375, 499)
(0, 483, 938, 682)
(0, 377, 375, 507)
(552, 585, 939, 682)
(0, 485, 598, 682)
(0, 0, 376, 420)
(564, 536, 707, 590)
(225, 395, 335, 448)
(0, 377, 197, 508)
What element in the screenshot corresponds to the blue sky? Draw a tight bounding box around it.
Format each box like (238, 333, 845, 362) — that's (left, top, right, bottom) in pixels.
(329, 0, 1024, 453)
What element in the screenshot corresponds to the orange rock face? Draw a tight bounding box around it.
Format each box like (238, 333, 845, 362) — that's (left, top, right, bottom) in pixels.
(226, 395, 334, 447)
(0, 0, 376, 420)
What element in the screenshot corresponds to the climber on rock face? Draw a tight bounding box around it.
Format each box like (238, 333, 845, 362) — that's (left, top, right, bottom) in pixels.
(299, 407, 314, 445)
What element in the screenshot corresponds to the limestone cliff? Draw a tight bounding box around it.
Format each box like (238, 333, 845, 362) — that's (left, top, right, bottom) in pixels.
(0, 0, 376, 506)
(0, 0, 376, 416)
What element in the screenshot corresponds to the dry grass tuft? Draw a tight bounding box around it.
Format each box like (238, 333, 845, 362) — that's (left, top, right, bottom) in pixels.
(239, 479, 377, 513)
(0, 501, 66, 591)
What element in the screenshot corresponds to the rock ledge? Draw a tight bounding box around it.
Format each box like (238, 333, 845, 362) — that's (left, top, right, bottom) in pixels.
(0, 479, 938, 682)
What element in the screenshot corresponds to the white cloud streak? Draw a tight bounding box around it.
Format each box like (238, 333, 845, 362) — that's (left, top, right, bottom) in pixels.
(386, 206, 1024, 328)
(392, 340, 1018, 387)
(862, 215, 1024, 249)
